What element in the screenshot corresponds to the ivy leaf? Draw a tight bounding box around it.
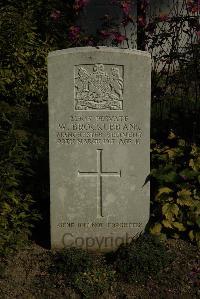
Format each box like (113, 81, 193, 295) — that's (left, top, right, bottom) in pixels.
(178, 139, 186, 146)
(165, 149, 176, 159)
(177, 198, 194, 207)
(196, 217, 200, 228)
(156, 187, 173, 200)
(177, 189, 192, 198)
(162, 219, 173, 228)
(168, 131, 176, 140)
(150, 223, 162, 235)
(189, 230, 194, 241)
(177, 189, 194, 206)
(189, 158, 200, 172)
(187, 220, 194, 225)
(162, 203, 179, 221)
(195, 232, 200, 243)
(173, 222, 186, 231)
(2, 202, 12, 213)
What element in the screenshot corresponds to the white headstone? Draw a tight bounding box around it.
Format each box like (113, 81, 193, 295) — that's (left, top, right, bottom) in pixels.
(48, 47, 151, 252)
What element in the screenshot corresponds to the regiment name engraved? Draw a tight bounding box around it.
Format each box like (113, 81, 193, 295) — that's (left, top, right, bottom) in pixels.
(74, 64, 124, 110)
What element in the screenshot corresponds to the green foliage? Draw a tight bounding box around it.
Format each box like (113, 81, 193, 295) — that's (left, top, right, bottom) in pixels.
(0, 0, 103, 254)
(0, 194, 40, 256)
(0, 0, 82, 253)
(150, 133, 200, 247)
(0, 104, 41, 255)
(74, 266, 115, 298)
(148, 3, 200, 143)
(0, 1, 55, 253)
(53, 247, 93, 275)
(52, 247, 115, 297)
(113, 234, 174, 283)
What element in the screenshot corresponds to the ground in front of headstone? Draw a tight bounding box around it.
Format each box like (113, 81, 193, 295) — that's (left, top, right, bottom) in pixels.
(0, 238, 199, 299)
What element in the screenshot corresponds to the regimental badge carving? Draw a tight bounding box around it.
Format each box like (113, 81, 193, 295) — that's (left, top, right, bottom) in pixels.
(74, 64, 124, 110)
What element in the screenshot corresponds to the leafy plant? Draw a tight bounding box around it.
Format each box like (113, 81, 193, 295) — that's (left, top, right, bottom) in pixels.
(113, 234, 174, 283)
(53, 247, 93, 275)
(0, 106, 41, 255)
(51, 247, 115, 297)
(0, 2, 50, 253)
(150, 133, 200, 247)
(0, 0, 100, 253)
(74, 266, 115, 298)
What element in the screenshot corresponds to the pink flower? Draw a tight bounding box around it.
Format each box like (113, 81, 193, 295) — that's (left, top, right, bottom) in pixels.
(196, 31, 200, 43)
(74, 0, 89, 11)
(138, 16, 146, 27)
(99, 30, 112, 39)
(68, 26, 81, 41)
(187, 0, 200, 13)
(50, 9, 61, 21)
(140, 0, 149, 11)
(121, 1, 131, 15)
(159, 13, 169, 22)
(113, 32, 126, 43)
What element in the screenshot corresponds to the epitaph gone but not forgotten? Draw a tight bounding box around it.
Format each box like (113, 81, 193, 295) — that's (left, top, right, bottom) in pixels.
(48, 47, 151, 251)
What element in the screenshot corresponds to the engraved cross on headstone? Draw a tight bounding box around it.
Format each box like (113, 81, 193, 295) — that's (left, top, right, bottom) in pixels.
(78, 149, 121, 218)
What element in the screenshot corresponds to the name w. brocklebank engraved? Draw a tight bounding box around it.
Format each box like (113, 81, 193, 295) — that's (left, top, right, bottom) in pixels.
(58, 122, 141, 131)
(74, 64, 124, 110)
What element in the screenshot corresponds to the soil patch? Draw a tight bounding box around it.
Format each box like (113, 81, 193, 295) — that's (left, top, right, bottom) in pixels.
(0, 239, 199, 298)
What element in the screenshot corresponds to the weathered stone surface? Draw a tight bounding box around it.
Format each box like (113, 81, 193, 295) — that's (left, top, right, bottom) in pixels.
(48, 47, 151, 251)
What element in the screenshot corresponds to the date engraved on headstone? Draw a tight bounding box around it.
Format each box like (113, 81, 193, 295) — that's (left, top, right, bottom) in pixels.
(74, 64, 124, 110)
(78, 149, 121, 217)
